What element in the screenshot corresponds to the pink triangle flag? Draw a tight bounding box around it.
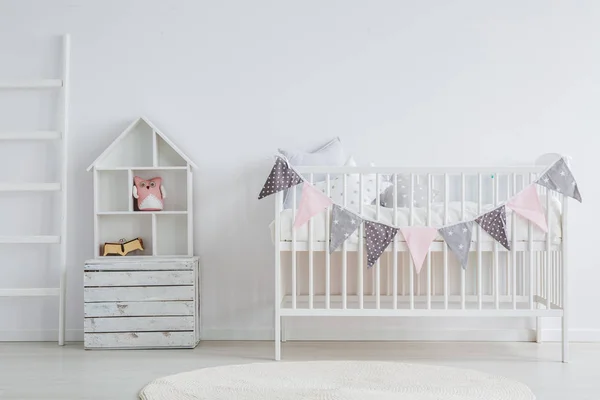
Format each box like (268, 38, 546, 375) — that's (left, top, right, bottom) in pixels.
(400, 227, 438, 274)
(294, 182, 334, 229)
(506, 184, 548, 233)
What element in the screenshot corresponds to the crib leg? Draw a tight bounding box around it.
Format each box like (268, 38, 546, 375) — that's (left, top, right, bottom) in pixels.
(562, 315, 569, 363)
(275, 314, 281, 361)
(281, 317, 287, 342)
(536, 316, 542, 343)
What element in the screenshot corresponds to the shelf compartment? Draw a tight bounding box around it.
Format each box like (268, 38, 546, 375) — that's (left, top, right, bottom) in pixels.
(96, 170, 129, 212)
(98, 119, 154, 168)
(156, 134, 187, 167)
(155, 214, 188, 256)
(131, 169, 187, 212)
(97, 214, 152, 257)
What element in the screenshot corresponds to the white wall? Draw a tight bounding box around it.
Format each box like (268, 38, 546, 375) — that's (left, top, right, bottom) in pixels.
(0, 0, 598, 341)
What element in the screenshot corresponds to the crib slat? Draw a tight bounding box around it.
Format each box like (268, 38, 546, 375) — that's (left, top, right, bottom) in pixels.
(308, 173, 314, 310)
(427, 174, 432, 310)
(477, 173, 483, 310)
(443, 173, 449, 310)
(494, 172, 500, 309)
(461, 173, 466, 310)
(387, 253, 391, 296)
(342, 173, 347, 310)
(292, 175, 297, 310)
(528, 174, 534, 310)
(325, 174, 331, 309)
(410, 173, 415, 310)
(358, 174, 364, 309)
(561, 193, 568, 362)
(431, 176, 436, 297)
(376, 174, 381, 310)
(506, 176, 511, 297)
(546, 184, 552, 309)
(393, 173, 398, 310)
(512, 173, 517, 310)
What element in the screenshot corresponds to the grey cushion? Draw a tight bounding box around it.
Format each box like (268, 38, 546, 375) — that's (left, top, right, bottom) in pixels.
(376, 175, 439, 208)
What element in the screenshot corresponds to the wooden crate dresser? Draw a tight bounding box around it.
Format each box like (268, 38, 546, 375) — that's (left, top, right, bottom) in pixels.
(84, 257, 200, 349)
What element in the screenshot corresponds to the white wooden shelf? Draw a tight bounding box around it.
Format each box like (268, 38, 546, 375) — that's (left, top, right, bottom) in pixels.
(0, 288, 60, 297)
(97, 211, 187, 215)
(89, 117, 196, 258)
(0, 235, 61, 244)
(0, 183, 61, 192)
(0, 79, 63, 89)
(0, 131, 61, 140)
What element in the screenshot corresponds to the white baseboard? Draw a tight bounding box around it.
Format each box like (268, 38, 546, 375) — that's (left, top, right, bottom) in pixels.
(1, 328, 599, 343)
(0, 329, 83, 342)
(541, 329, 600, 342)
(202, 328, 600, 342)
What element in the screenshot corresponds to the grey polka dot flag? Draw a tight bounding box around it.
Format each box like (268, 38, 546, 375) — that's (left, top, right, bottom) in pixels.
(329, 205, 363, 253)
(535, 158, 582, 202)
(475, 205, 510, 250)
(438, 221, 473, 269)
(364, 220, 398, 268)
(258, 157, 303, 200)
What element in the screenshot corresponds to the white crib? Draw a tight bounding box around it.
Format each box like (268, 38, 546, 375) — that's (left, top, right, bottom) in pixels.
(271, 163, 569, 362)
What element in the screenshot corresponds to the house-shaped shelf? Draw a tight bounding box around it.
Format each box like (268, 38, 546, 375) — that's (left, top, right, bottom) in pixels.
(87, 117, 197, 258)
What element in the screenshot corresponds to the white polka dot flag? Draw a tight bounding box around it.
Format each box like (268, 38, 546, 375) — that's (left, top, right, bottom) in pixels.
(475, 205, 510, 251)
(365, 220, 398, 268)
(535, 157, 582, 203)
(258, 157, 303, 199)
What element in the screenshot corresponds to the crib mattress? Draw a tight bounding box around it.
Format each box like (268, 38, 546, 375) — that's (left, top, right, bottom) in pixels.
(271, 197, 562, 244)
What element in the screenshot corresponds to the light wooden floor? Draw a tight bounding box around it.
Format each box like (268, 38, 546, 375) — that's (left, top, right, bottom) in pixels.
(0, 341, 598, 399)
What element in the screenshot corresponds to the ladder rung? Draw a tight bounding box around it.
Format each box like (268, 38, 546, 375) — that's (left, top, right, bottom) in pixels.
(0, 236, 60, 244)
(0, 183, 61, 192)
(0, 288, 60, 297)
(0, 131, 61, 140)
(0, 79, 63, 89)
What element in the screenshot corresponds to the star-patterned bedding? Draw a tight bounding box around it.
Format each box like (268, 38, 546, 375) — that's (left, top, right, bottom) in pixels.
(270, 196, 563, 244)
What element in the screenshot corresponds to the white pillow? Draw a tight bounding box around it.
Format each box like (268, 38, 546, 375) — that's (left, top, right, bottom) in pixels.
(279, 137, 346, 209)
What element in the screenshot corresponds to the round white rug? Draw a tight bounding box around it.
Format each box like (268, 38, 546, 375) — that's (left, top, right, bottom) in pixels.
(139, 361, 535, 400)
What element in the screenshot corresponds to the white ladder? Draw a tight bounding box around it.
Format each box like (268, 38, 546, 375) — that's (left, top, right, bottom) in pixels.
(0, 35, 70, 345)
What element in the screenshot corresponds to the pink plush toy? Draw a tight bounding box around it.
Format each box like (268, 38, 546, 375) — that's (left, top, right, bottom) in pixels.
(133, 176, 166, 211)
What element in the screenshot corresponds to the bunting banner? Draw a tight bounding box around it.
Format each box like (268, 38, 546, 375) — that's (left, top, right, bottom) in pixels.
(438, 221, 474, 269)
(506, 184, 548, 232)
(475, 205, 510, 250)
(365, 220, 398, 268)
(258, 155, 582, 269)
(294, 182, 334, 229)
(400, 227, 438, 274)
(536, 158, 582, 202)
(329, 205, 363, 253)
(258, 157, 303, 199)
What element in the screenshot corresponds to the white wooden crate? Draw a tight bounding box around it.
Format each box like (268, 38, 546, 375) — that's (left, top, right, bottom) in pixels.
(84, 257, 200, 350)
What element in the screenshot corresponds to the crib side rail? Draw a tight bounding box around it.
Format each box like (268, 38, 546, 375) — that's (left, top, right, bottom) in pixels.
(275, 164, 565, 313)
